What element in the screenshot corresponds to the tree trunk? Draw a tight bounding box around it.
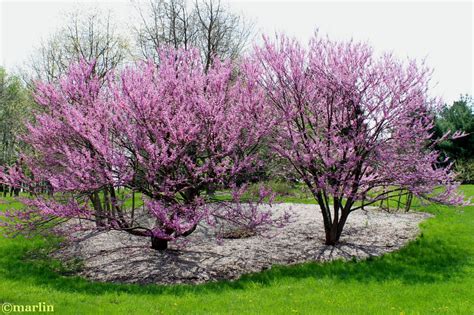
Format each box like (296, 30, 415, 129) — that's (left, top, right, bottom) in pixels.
(109, 186, 126, 224)
(323, 202, 350, 246)
(151, 236, 168, 250)
(405, 192, 413, 212)
(312, 189, 353, 246)
(90, 192, 106, 227)
(325, 223, 339, 245)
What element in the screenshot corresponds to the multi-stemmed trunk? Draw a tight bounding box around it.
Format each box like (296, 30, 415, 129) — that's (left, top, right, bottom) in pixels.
(314, 192, 352, 245)
(323, 209, 350, 245)
(87, 187, 201, 251)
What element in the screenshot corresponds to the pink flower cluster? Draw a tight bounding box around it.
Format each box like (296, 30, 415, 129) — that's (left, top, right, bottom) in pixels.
(248, 33, 466, 244)
(0, 34, 467, 247)
(1, 48, 274, 245)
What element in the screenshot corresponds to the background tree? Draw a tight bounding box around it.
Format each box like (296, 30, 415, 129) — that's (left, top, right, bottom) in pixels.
(134, 0, 253, 71)
(434, 95, 474, 183)
(1, 49, 277, 250)
(19, 6, 131, 219)
(251, 34, 464, 245)
(0, 68, 32, 196)
(26, 7, 129, 83)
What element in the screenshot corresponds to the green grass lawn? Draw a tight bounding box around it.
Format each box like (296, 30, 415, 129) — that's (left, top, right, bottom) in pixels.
(0, 186, 473, 314)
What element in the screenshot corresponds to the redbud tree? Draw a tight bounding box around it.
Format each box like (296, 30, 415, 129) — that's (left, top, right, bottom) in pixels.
(1, 49, 273, 250)
(251, 34, 465, 245)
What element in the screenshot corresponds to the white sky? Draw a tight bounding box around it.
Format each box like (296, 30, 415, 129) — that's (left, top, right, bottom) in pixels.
(0, 0, 472, 104)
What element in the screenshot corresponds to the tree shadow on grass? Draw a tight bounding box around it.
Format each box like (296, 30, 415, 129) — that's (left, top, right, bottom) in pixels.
(255, 236, 469, 285)
(0, 223, 470, 298)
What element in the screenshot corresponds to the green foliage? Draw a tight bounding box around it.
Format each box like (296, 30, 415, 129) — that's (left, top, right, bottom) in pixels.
(435, 96, 474, 159)
(434, 95, 474, 183)
(0, 186, 473, 314)
(247, 180, 298, 197)
(0, 68, 33, 166)
(454, 159, 474, 184)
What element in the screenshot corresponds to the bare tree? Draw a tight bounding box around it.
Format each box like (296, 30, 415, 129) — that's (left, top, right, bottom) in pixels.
(195, 0, 252, 71)
(0, 68, 32, 196)
(135, 0, 196, 57)
(134, 0, 253, 70)
(26, 7, 129, 83)
(29, 34, 68, 84)
(19, 6, 130, 212)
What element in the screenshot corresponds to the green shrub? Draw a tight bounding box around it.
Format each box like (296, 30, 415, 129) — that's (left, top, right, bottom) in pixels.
(245, 180, 292, 198)
(455, 159, 474, 184)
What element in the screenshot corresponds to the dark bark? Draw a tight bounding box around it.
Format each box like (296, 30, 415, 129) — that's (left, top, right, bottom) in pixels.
(151, 236, 168, 250)
(324, 215, 349, 245)
(325, 227, 338, 245)
(405, 192, 413, 212)
(322, 197, 351, 245)
(179, 223, 197, 237)
(103, 187, 113, 224)
(90, 192, 106, 227)
(109, 185, 127, 225)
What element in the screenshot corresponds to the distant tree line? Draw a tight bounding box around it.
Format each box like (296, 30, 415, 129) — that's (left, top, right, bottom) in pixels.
(434, 95, 474, 183)
(0, 0, 472, 197)
(0, 68, 32, 196)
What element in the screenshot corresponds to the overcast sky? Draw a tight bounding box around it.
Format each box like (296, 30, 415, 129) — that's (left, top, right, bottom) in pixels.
(0, 0, 472, 104)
